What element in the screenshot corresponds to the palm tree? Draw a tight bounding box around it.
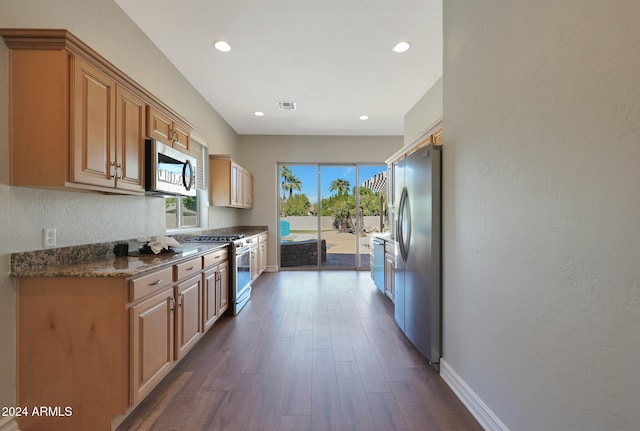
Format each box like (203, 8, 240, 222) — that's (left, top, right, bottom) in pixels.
(280, 165, 302, 198)
(280, 165, 293, 201)
(329, 178, 350, 196)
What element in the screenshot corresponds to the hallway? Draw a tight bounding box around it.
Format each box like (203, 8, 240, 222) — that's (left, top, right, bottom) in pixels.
(118, 271, 481, 431)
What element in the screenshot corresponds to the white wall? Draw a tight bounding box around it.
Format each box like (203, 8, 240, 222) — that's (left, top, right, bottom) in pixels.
(404, 77, 442, 145)
(443, 1, 640, 430)
(0, 0, 239, 413)
(237, 135, 402, 268)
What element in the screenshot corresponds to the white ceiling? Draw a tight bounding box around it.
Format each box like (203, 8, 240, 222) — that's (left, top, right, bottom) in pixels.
(115, 0, 442, 136)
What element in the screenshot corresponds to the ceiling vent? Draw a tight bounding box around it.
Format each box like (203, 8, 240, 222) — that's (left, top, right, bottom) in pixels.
(277, 101, 297, 110)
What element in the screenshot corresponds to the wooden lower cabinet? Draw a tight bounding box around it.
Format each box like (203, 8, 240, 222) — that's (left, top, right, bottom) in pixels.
(17, 277, 130, 431)
(15, 247, 229, 431)
(218, 261, 229, 314)
(258, 233, 268, 275)
(130, 287, 175, 406)
(203, 249, 229, 332)
(175, 274, 203, 360)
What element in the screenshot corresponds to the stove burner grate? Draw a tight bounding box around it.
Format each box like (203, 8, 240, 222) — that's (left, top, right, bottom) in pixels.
(184, 234, 245, 243)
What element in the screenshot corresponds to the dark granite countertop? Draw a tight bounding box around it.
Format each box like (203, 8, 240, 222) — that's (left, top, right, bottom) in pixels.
(10, 225, 268, 278)
(10, 243, 229, 278)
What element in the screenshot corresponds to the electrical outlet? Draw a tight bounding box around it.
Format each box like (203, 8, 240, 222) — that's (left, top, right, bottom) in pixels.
(43, 228, 56, 248)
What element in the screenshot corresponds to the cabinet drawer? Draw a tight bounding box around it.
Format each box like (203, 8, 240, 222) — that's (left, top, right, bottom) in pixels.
(259, 233, 267, 243)
(203, 248, 228, 269)
(174, 257, 202, 281)
(130, 267, 174, 302)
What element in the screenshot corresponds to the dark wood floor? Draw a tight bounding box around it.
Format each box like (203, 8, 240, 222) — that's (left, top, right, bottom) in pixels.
(118, 271, 482, 431)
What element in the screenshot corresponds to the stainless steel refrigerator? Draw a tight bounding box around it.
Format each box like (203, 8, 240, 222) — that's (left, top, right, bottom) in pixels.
(394, 143, 442, 371)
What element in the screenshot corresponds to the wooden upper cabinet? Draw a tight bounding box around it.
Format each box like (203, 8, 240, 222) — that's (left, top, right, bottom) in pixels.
(147, 105, 190, 151)
(72, 57, 117, 189)
(243, 169, 253, 208)
(172, 122, 190, 152)
(210, 156, 253, 209)
(116, 85, 146, 192)
(0, 28, 192, 195)
(147, 105, 173, 143)
(231, 162, 242, 207)
(72, 58, 146, 193)
(432, 127, 443, 146)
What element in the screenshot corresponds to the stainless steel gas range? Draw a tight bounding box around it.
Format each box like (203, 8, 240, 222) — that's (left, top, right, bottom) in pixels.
(184, 234, 251, 315)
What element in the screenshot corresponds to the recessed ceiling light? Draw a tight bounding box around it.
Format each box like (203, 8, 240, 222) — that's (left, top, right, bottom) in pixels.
(392, 41, 411, 53)
(214, 40, 231, 52)
(254, 111, 265, 117)
(359, 115, 369, 120)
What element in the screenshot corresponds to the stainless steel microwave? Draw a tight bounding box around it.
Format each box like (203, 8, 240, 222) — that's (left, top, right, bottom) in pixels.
(145, 139, 197, 197)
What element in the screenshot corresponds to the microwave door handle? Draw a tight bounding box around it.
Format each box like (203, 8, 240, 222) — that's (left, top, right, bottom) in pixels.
(182, 160, 194, 191)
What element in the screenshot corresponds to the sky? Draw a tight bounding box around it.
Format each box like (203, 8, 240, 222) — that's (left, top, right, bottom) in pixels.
(280, 164, 386, 204)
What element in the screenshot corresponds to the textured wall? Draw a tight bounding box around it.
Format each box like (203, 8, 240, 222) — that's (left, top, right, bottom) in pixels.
(443, 0, 640, 429)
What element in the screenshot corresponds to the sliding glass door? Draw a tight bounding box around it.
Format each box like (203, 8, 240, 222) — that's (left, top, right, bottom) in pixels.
(278, 163, 389, 270)
(320, 165, 357, 268)
(279, 164, 319, 269)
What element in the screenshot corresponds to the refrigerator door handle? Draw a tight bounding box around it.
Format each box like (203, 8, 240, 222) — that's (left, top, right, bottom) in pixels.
(397, 186, 411, 262)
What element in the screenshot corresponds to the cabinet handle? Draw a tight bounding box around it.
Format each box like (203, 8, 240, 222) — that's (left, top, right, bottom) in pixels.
(179, 292, 184, 307)
(186, 266, 195, 271)
(170, 296, 175, 311)
(149, 279, 163, 286)
(109, 161, 116, 179)
(116, 162, 123, 181)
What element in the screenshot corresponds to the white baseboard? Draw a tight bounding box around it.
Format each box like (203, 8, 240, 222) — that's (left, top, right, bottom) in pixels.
(440, 359, 509, 431)
(0, 416, 19, 431)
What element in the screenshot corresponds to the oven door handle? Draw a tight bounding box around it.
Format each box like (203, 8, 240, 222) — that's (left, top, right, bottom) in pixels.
(235, 246, 251, 255)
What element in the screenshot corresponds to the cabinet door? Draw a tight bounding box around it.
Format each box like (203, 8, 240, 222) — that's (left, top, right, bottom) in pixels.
(244, 169, 253, 208)
(203, 267, 219, 332)
(72, 57, 116, 188)
(115, 85, 145, 193)
(172, 122, 190, 151)
(250, 245, 259, 282)
(147, 106, 172, 144)
(217, 260, 229, 314)
(384, 253, 395, 301)
(231, 162, 241, 207)
(130, 287, 174, 405)
(210, 158, 232, 207)
(175, 275, 203, 359)
(259, 240, 267, 274)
